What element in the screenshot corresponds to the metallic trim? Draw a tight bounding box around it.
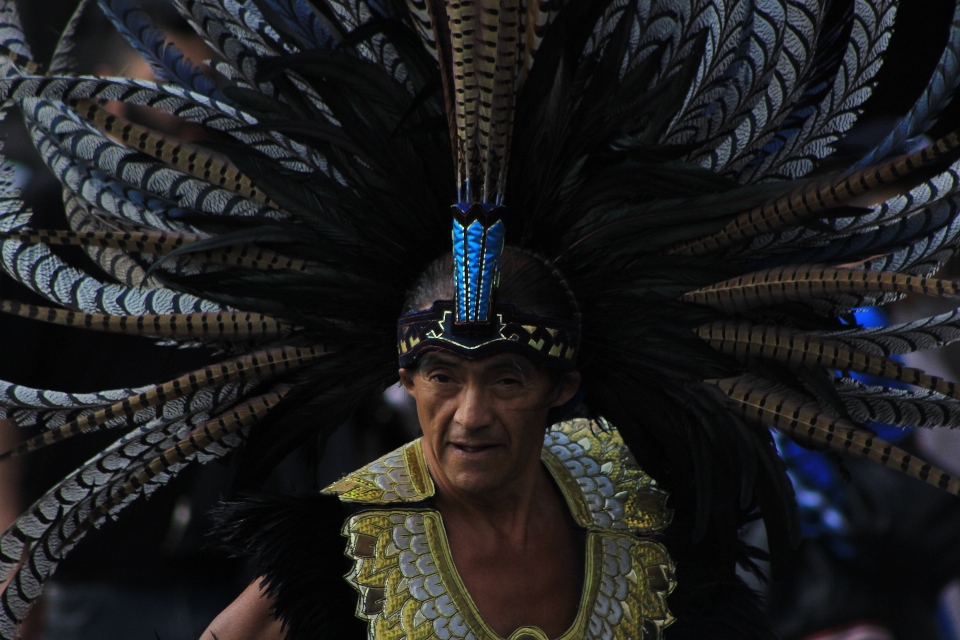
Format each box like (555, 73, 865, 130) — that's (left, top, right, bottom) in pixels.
(322, 440, 434, 504)
(341, 510, 675, 639)
(542, 418, 673, 534)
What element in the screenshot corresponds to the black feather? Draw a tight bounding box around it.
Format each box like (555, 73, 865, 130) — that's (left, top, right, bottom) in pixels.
(209, 493, 367, 639)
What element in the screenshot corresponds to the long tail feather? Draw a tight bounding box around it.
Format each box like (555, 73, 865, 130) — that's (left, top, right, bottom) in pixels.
(854, 2, 960, 169)
(0, 385, 266, 635)
(697, 321, 960, 400)
(97, 0, 224, 99)
(713, 375, 960, 495)
(0, 345, 324, 459)
(823, 307, 960, 356)
(0, 300, 294, 340)
(684, 265, 960, 313)
(70, 98, 277, 208)
(0, 228, 313, 272)
(61, 190, 158, 287)
(669, 127, 960, 255)
(836, 377, 960, 430)
(73, 389, 286, 535)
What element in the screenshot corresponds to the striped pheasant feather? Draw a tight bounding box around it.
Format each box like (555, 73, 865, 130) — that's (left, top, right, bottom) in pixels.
(0, 228, 314, 272)
(0, 385, 270, 633)
(445, 0, 522, 202)
(0, 301, 294, 341)
(65, 390, 288, 546)
(71, 98, 277, 208)
(670, 127, 960, 256)
(713, 376, 960, 495)
(61, 191, 156, 287)
(683, 266, 960, 313)
(0, 345, 324, 460)
(698, 322, 960, 400)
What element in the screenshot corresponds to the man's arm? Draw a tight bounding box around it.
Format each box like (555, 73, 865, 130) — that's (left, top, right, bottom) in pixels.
(201, 579, 285, 640)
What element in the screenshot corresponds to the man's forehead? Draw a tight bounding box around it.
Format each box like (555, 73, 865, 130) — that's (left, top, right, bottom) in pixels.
(418, 350, 534, 371)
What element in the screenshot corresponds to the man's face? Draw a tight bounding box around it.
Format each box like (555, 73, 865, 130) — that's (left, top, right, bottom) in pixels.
(399, 352, 580, 497)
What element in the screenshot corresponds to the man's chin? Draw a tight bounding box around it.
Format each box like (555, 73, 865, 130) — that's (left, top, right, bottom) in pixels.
(445, 466, 512, 496)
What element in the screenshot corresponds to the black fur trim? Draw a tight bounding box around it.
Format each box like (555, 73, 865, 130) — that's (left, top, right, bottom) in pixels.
(665, 572, 777, 640)
(209, 493, 366, 639)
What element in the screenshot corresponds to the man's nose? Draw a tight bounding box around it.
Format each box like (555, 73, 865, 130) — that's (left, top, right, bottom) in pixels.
(454, 382, 492, 430)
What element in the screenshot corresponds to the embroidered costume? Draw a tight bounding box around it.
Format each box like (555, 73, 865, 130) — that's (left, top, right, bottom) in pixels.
(0, 0, 959, 637)
(324, 418, 675, 639)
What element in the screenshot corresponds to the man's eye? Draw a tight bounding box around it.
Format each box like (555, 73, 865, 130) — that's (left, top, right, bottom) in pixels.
(497, 377, 521, 386)
(430, 373, 453, 383)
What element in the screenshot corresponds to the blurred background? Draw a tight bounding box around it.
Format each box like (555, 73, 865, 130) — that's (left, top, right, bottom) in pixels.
(2, 1, 960, 639)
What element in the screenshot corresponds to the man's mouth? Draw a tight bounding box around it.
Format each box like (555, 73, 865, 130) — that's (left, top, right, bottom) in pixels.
(450, 443, 502, 455)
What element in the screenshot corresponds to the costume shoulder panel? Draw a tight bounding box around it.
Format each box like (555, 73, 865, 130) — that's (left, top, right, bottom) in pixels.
(544, 418, 673, 534)
(323, 417, 672, 535)
(322, 439, 435, 504)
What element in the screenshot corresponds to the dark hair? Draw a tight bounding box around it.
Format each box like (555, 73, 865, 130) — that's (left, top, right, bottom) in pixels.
(403, 248, 579, 321)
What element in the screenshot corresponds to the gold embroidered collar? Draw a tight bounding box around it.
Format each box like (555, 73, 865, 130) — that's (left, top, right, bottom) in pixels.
(322, 418, 676, 639)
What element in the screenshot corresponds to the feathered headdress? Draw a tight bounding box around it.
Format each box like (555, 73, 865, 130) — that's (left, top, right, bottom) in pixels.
(400, 0, 581, 368)
(0, 0, 959, 634)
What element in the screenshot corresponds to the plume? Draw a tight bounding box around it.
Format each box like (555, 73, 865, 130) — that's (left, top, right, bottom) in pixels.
(0, 0, 960, 633)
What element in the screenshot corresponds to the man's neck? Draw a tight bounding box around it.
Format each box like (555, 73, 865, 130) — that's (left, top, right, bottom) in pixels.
(432, 461, 553, 545)
(419, 433, 557, 543)
(420, 441, 584, 638)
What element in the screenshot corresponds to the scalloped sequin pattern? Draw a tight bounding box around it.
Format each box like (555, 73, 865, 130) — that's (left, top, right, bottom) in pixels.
(322, 439, 434, 504)
(542, 418, 673, 534)
(343, 509, 675, 640)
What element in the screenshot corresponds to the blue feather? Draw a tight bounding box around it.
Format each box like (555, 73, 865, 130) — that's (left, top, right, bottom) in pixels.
(0, 2, 30, 59)
(854, 3, 960, 168)
(753, 202, 958, 269)
(97, 0, 226, 101)
(0, 1, 31, 79)
(255, 0, 334, 51)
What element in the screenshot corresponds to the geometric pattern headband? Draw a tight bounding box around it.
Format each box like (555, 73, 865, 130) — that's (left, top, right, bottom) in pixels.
(397, 300, 580, 371)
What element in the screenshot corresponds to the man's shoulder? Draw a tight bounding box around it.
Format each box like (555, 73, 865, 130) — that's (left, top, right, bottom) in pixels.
(321, 417, 673, 534)
(544, 417, 673, 534)
(322, 438, 435, 504)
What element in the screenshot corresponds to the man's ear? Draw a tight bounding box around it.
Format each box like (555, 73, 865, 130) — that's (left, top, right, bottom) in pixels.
(550, 371, 581, 408)
(399, 368, 416, 395)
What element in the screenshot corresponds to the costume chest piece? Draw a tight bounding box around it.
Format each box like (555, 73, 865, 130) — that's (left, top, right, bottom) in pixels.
(322, 418, 677, 640)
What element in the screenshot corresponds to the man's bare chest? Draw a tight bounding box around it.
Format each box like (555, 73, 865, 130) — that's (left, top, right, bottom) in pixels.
(448, 525, 585, 637)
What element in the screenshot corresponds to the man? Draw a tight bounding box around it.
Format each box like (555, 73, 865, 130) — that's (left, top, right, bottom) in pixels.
(204, 250, 676, 639)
